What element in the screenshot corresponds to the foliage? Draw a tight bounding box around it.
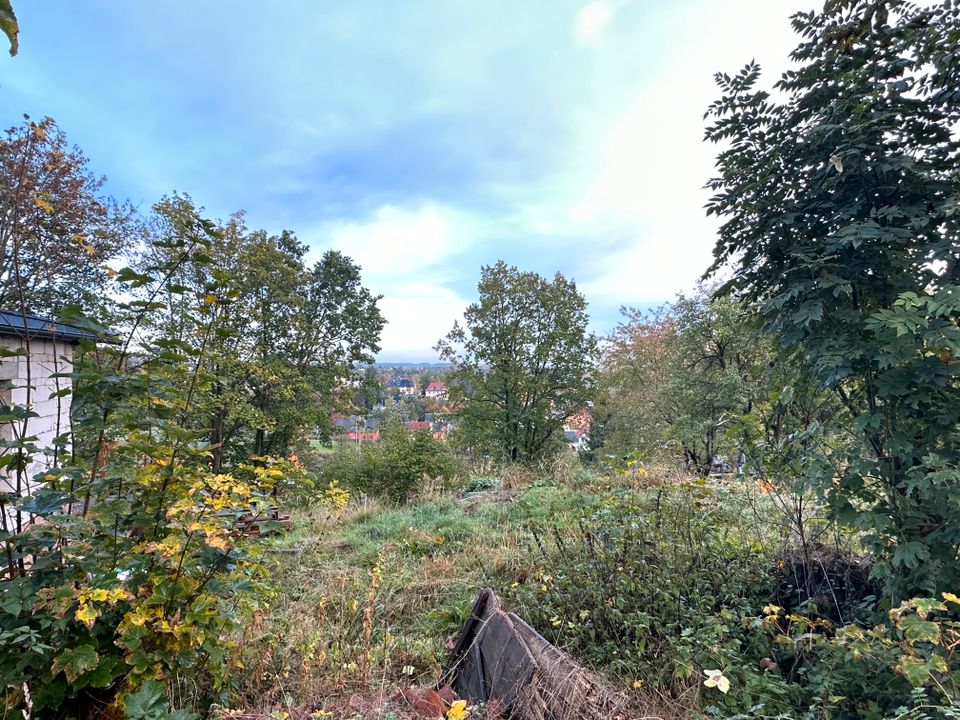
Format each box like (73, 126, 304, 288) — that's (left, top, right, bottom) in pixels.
(0, 0, 17, 56)
(705, 1, 960, 597)
(509, 482, 780, 699)
(137, 195, 385, 468)
(507, 480, 960, 719)
(461, 475, 499, 493)
(437, 261, 598, 464)
(596, 291, 794, 474)
(0, 216, 284, 717)
(739, 594, 960, 720)
(317, 422, 463, 502)
(0, 116, 132, 315)
(0, 112, 384, 717)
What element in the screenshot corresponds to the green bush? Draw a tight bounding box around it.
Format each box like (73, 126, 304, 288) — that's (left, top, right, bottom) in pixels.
(462, 475, 499, 493)
(508, 483, 777, 693)
(507, 481, 960, 719)
(319, 421, 464, 502)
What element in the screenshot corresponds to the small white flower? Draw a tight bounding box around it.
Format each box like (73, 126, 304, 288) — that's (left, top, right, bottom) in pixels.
(703, 669, 731, 694)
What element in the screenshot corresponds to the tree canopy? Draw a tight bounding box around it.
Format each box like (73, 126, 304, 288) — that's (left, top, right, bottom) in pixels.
(705, 0, 960, 596)
(437, 261, 597, 463)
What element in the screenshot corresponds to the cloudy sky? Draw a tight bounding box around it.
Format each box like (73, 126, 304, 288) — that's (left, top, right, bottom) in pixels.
(1, 1, 801, 361)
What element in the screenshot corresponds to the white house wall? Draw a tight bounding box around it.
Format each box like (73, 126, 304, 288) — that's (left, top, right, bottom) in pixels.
(0, 337, 74, 504)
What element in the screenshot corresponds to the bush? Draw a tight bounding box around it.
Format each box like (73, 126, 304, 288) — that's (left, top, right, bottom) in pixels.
(507, 480, 960, 719)
(508, 482, 777, 695)
(462, 475, 500, 493)
(318, 421, 464, 502)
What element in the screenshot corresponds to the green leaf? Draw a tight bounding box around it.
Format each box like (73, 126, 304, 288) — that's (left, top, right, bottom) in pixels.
(899, 614, 941, 644)
(123, 680, 168, 720)
(52, 644, 99, 684)
(0, 0, 17, 56)
(77, 655, 124, 689)
(16, 489, 71, 517)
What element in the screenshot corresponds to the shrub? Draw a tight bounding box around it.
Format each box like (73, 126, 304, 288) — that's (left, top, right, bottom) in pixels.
(462, 475, 499, 493)
(508, 482, 778, 697)
(318, 421, 464, 502)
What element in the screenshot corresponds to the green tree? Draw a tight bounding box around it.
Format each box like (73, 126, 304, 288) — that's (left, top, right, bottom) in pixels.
(705, 1, 960, 596)
(437, 261, 598, 463)
(596, 292, 768, 474)
(136, 195, 384, 467)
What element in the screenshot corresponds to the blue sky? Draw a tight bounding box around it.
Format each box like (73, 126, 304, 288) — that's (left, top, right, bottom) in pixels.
(0, 1, 800, 361)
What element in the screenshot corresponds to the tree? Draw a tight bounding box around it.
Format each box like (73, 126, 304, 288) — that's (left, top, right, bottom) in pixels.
(596, 292, 769, 474)
(136, 195, 384, 467)
(705, 1, 960, 596)
(0, 117, 131, 316)
(437, 261, 598, 463)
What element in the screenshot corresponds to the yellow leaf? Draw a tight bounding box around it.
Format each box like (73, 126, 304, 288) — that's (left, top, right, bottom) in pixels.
(703, 669, 730, 694)
(34, 196, 53, 213)
(447, 700, 469, 720)
(75, 602, 99, 628)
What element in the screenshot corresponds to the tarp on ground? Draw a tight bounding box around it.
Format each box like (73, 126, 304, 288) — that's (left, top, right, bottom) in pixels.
(440, 588, 631, 720)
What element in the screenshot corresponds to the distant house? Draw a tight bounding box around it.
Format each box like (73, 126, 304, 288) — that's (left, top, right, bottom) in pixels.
(563, 408, 593, 453)
(425, 381, 447, 399)
(386, 378, 416, 396)
(331, 414, 381, 443)
(563, 429, 588, 453)
(0, 311, 100, 515)
(405, 421, 431, 432)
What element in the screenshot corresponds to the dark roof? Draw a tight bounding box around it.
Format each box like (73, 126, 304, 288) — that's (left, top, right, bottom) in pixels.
(331, 416, 381, 432)
(0, 311, 102, 344)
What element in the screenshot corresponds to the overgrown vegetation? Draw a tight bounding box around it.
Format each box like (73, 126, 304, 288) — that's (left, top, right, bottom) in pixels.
(2, 1, 960, 718)
(315, 420, 465, 502)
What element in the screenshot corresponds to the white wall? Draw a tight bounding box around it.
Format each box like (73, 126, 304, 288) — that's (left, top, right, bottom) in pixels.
(0, 336, 74, 517)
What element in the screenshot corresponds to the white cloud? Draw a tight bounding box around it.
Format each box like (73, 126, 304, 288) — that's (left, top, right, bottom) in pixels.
(325, 204, 455, 277)
(376, 285, 467, 361)
(308, 205, 474, 360)
(574, 0, 798, 308)
(574, 1, 615, 48)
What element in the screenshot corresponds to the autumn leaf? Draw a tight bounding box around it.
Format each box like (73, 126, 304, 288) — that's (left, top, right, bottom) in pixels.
(75, 602, 99, 628)
(52, 645, 99, 683)
(0, 0, 17, 57)
(447, 700, 469, 720)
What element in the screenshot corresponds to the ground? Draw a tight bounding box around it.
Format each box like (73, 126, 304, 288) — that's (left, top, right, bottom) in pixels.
(224, 479, 686, 717)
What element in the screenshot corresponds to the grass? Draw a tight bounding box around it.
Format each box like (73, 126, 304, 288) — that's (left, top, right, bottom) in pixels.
(229, 483, 605, 713)
(224, 468, 715, 719)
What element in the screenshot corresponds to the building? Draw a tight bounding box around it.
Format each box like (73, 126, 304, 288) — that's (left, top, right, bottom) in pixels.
(331, 414, 381, 443)
(386, 378, 416, 396)
(425, 381, 447, 399)
(0, 311, 99, 516)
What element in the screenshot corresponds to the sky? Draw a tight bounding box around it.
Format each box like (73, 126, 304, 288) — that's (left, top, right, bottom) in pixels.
(0, 1, 802, 361)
